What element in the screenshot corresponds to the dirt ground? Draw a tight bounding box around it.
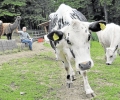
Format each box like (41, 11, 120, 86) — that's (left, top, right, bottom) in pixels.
(0, 41, 93, 100)
(0, 41, 49, 64)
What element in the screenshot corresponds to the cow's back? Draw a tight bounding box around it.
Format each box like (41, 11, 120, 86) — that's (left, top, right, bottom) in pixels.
(49, 4, 87, 32)
(56, 4, 87, 22)
(96, 23, 120, 47)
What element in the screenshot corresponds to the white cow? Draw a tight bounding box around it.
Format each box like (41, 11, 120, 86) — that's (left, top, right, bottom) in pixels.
(47, 4, 106, 97)
(48, 19, 106, 96)
(48, 4, 87, 60)
(96, 23, 120, 65)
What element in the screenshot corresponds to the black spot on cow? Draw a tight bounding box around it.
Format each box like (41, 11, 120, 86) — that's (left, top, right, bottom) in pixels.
(67, 39, 71, 45)
(68, 33, 69, 36)
(85, 29, 87, 33)
(58, 19, 62, 29)
(88, 34, 91, 41)
(62, 17, 64, 25)
(70, 49, 75, 58)
(67, 75, 70, 80)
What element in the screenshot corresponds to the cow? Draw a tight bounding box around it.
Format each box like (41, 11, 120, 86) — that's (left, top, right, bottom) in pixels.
(96, 23, 120, 65)
(47, 4, 106, 97)
(48, 4, 87, 60)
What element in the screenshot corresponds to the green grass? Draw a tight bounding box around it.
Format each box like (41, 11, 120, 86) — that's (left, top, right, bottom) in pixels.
(91, 32, 99, 41)
(0, 41, 120, 100)
(0, 51, 62, 100)
(90, 41, 120, 100)
(1, 36, 7, 39)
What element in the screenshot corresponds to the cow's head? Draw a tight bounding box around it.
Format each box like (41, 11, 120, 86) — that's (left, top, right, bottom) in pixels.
(47, 19, 106, 70)
(106, 45, 118, 65)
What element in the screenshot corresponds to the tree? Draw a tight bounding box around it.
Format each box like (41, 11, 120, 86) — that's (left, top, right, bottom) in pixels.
(0, 0, 120, 30)
(0, 0, 26, 22)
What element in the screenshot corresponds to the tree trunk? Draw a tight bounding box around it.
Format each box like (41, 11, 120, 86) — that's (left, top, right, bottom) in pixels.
(103, 3, 108, 23)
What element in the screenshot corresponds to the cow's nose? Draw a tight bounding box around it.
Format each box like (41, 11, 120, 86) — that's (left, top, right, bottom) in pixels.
(106, 63, 111, 65)
(79, 61, 91, 70)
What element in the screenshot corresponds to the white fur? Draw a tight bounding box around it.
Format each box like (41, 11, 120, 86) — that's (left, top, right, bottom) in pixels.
(96, 23, 120, 64)
(48, 4, 104, 96)
(50, 17, 94, 95)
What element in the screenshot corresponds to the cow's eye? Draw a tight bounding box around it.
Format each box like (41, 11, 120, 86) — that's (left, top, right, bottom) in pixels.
(110, 55, 113, 58)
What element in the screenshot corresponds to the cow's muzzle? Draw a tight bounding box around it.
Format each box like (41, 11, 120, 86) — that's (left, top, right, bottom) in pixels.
(79, 61, 91, 70)
(106, 63, 111, 65)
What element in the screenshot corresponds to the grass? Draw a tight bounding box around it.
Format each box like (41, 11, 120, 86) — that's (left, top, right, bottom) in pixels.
(0, 41, 120, 100)
(91, 32, 99, 42)
(90, 41, 120, 100)
(0, 50, 62, 100)
(1, 36, 7, 39)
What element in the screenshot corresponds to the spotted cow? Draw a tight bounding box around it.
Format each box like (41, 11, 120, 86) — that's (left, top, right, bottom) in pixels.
(47, 4, 106, 96)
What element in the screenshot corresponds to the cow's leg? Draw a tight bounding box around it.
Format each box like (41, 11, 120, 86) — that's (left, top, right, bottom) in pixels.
(101, 43, 107, 60)
(49, 40, 58, 60)
(55, 50, 58, 60)
(57, 49, 75, 87)
(64, 61, 75, 88)
(117, 44, 120, 56)
(81, 71, 94, 96)
(117, 49, 120, 56)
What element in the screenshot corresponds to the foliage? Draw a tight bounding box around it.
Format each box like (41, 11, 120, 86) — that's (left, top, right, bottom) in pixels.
(0, 0, 26, 17)
(0, 0, 120, 29)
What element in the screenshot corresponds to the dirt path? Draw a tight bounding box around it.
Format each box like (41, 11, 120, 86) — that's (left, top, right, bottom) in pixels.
(0, 42, 51, 64)
(0, 41, 93, 100)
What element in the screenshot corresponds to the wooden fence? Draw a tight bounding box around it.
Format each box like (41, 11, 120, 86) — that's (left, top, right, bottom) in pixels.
(31, 30, 46, 39)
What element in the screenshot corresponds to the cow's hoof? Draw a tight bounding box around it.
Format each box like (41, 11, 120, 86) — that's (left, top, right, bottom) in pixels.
(91, 93, 95, 97)
(86, 93, 95, 98)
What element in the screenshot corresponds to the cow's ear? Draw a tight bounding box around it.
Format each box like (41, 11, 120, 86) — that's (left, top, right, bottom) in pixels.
(89, 20, 106, 32)
(47, 31, 64, 41)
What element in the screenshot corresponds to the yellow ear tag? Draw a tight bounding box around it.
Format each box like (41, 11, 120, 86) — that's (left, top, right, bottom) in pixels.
(99, 23, 106, 30)
(53, 33, 59, 41)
